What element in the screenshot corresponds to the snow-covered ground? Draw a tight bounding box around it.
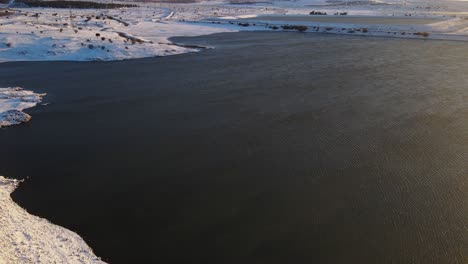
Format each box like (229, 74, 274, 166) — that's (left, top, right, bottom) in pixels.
(0, 87, 45, 128)
(0, 6, 236, 62)
(0, 176, 104, 263)
(0, 0, 468, 62)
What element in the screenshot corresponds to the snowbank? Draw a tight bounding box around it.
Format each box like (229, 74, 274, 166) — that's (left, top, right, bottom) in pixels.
(0, 176, 105, 263)
(0, 87, 45, 128)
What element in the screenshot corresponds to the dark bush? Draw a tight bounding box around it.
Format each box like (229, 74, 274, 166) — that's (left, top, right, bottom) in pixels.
(414, 32, 430, 37)
(309, 11, 327, 15)
(281, 25, 308, 32)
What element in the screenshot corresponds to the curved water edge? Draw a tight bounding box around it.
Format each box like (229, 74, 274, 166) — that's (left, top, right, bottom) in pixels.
(0, 31, 467, 263)
(0, 88, 104, 262)
(0, 176, 105, 263)
(0, 87, 45, 128)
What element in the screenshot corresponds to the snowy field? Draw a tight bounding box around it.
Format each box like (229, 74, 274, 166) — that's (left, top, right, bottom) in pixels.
(0, 5, 236, 62)
(0, 0, 467, 63)
(1, 0, 468, 262)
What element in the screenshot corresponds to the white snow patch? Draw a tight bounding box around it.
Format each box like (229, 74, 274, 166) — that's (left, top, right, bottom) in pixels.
(165, 11, 175, 19)
(0, 87, 45, 128)
(0, 176, 105, 263)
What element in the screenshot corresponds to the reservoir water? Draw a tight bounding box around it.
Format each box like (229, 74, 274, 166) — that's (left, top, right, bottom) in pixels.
(0, 32, 467, 263)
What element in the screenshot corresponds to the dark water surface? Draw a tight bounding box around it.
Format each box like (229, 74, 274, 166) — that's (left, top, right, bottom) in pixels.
(0, 32, 467, 263)
(249, 15, 444, 25)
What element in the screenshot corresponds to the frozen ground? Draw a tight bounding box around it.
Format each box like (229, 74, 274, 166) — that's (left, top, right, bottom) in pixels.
(0, 0, 468, 62)
(0, 176, 104, 263)
(0, 87, 45, 128)
(0, 6, 236, 62)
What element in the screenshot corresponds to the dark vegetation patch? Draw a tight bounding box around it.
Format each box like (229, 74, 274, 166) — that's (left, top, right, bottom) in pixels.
(0, 9, 15, 17)
(414, 32, 430, 37)
(309, 10, 327, 15)
(281, 25, 308, 32)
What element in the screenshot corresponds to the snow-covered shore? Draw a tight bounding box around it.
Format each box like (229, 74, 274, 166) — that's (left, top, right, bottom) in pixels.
(1, 0, 468, 62)
(0, 87, 45, 128)
(0, 6, 236, 62)
(0, 176, 104, 263)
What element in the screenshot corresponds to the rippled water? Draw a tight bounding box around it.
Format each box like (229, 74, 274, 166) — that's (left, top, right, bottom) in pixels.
(0, 32, 467, 263)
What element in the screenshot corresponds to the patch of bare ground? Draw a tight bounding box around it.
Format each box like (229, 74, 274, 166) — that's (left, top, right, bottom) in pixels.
(0, 9, 15, 17)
